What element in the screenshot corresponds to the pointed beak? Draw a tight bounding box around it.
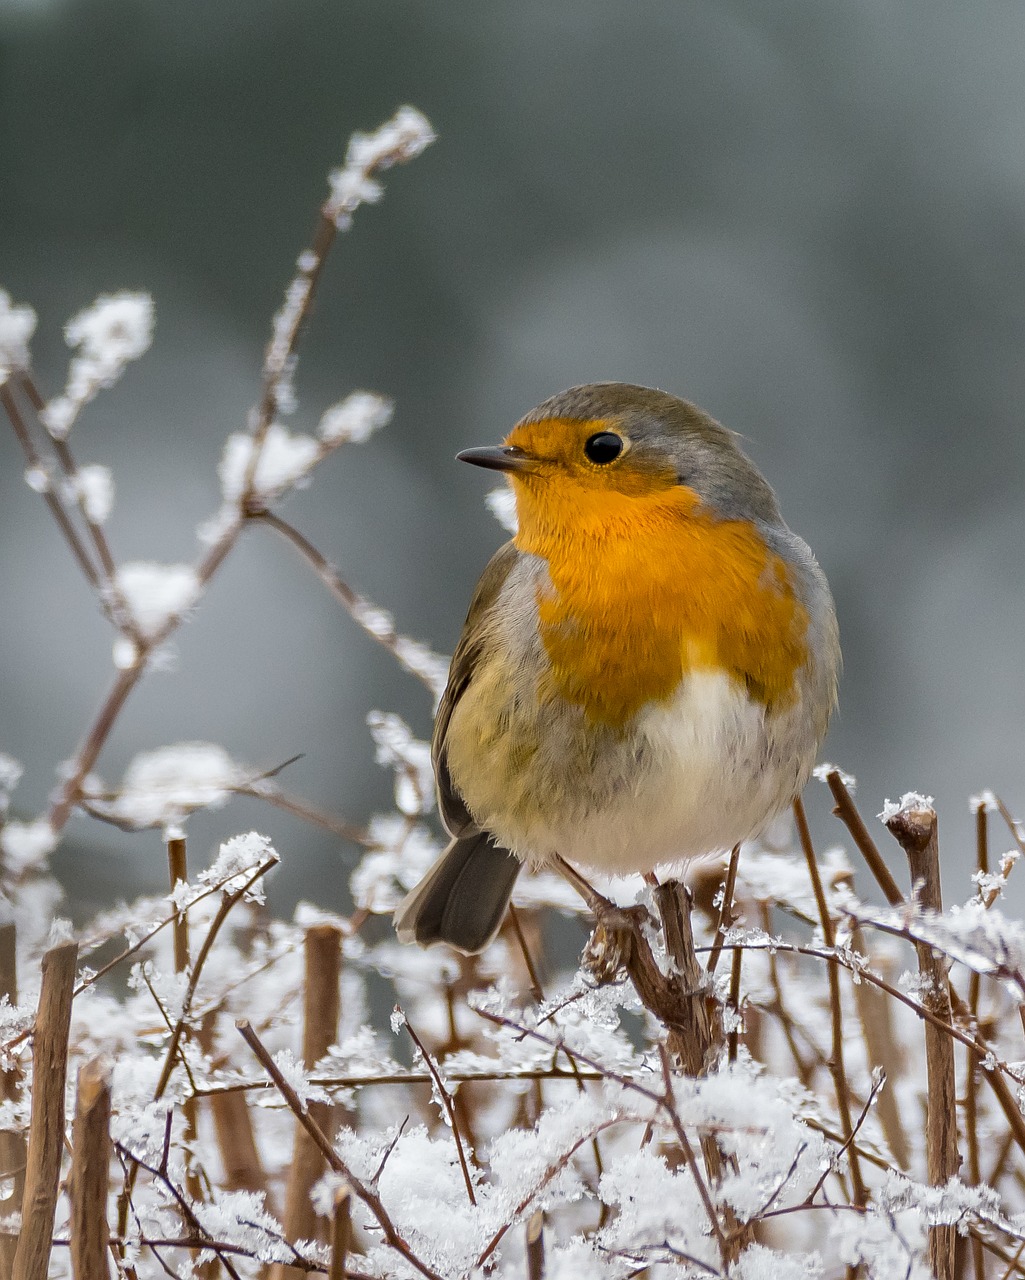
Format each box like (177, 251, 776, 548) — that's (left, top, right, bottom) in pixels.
(456, 445, 535, 473)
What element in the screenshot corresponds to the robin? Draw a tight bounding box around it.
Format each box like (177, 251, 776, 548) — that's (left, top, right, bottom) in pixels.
(395, 383, 839, 953)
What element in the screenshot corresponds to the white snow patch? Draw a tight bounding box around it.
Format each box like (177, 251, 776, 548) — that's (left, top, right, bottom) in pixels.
(0, 290, 36, 379)
(879, 792, 935, 823)
(0, 818, 57, 874)
(63, 464, 114, 523)
(318, 390, 393, 446)
(218, 422, 320, 502)
(326, 106, 436, 229)
(41, 292, 153, 438)
(114, 561, 201, 636)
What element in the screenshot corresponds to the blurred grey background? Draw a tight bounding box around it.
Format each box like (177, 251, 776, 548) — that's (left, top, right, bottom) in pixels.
(2, 0, 1024, 917)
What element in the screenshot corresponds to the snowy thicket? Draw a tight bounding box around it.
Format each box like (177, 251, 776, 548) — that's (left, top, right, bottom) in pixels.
(3, 104, 1025, 1280)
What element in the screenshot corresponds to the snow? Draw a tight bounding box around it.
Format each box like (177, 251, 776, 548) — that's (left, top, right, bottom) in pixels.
(114, 561, 201, 636)
(0, 818, 57, 874)
(63, 463, 114, 523)
(23, 466, 49, 494)
(326, 106, 436, 229)
(86, 741, 246, 831)
(812, 761, 856, 790)
(0, 755, 23, 807)
(218, 422, 320, 502)
(112, 636, 139, 670)
(368, 711, 434, 816)
(0, 290, 36, 379)
(879, 791, 935, 822)
(318, 390, 393, 446)
(41, 291, 153, 438)
(200, 830, 279, 901)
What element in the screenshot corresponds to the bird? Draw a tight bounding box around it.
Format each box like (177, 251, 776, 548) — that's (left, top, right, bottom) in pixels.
(395, 382, 840, 954)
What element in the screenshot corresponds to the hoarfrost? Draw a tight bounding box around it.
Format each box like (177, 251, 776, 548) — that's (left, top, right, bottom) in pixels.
(879, 792, 935, 822)
(0, 290, 36, 379)
(368, 711, 434, 816)
(63, 463, 114, 523)
(199, 831, 278, 902)
(218, 422, 320, 502)
(0, 755, 23, 810)
(326, 106, 436, 229)
(42, 291, 153, 438)
(318, 390, 393, 445)
(85, 741, 246, 830)
(0, 818, 57, 874)
(114, 561, 201, 637)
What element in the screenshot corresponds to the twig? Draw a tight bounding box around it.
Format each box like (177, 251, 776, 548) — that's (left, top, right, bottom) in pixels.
(115, 1145, 244, 1280)
(967, 801, 988, 1280)
(236, 1019, 444, 1280)
(884, 801, 959, 1280)
(199, 1012, 271, 1205)
(823, 769, 904, 906)
(525, 1210, 544, 1280)
(70, 1056, 113, 1280)
(726, 948, 742, 1064)
(847, 924, 909, 1170)
(117, 859, 274, 1249)
(254, 510, 446, 698)
(706, 845, 741, 976)
(328, 1186, 352, 1280)
(1, 381, 100, 590)
(0, 916, 25, 1277)
(272, 924, 344, 1279)
(656, 1045, 729, 1266)
(508, 903, 545, 1005)
(13, 939, 80, 1280)
(654, 882, 714, 1076)
(166, 837, 202, 1208)
(193, 1066, 606, 1097)
(793, 796, 867, 1208)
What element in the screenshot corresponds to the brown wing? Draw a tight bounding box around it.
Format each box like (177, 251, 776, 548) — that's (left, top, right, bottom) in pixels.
(433, 539, 520, 838)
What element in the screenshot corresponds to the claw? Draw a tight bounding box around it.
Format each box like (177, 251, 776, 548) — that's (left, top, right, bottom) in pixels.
(581, 901, 651, 985)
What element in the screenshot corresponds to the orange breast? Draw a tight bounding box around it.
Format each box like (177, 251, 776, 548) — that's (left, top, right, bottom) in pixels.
(512, 480, 810, 728)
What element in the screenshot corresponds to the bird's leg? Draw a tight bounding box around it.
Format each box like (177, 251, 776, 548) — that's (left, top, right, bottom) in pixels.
(552, 855, 652, 984)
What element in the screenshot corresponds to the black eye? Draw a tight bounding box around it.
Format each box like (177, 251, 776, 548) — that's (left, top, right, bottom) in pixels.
(584, 432, 624, 465)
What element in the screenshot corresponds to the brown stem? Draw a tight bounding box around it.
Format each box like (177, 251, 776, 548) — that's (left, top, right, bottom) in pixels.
(238, 211, 337, 503)
(706, 844, 741, 976)
(0, 917, 25, 1277)
(70, 1057, 113, 1280)
(793, 796, 867, 1208)
(271, 925, 344, 1280)
(848, 925, 910, 1169)
(885, 802, 960, 1280)
(726, 948, 742, 1065)
(236, 1019, 445, 1280)
(13, 940, 79, 1280)
(199, 1010, 271, 1204)
(400, 1011, 476, 1205)
(966, 803, 988, 1280)
(166, 838, 202, 1210)
(525, 1209, 545, 1280)
(824, 769, 904, 906)
(1, 382, 100, 590)
(254, 511, 445, 697)
(327, 1187, 351, 1280)
(117, 861, 274, 1248)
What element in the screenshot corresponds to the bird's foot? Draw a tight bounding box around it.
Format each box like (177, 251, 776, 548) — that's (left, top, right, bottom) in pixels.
(582, 900, 651, 985)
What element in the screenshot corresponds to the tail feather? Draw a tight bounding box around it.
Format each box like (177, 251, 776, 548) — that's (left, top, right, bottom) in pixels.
(394, 832, 522, 953)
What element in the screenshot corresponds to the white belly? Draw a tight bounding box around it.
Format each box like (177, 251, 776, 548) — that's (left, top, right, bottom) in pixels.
(447, 667, 818, 876)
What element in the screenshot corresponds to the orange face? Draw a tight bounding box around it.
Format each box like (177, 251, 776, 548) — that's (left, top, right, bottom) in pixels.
(500, 416, 810, 727)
